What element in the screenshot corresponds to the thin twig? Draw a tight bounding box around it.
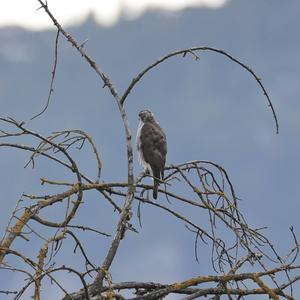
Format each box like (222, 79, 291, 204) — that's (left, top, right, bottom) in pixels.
(31, 29, 60, 120)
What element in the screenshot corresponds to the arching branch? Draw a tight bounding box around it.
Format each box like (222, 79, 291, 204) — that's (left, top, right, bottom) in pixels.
(121, 47, 279, 134)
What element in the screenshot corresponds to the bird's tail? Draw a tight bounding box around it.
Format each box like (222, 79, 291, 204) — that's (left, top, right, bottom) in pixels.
(153, 179, 159, 199)
(152, 167, 161, 200)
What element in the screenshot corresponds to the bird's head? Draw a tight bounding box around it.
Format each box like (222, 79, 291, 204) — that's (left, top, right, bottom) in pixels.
(138, 110, 155, 123)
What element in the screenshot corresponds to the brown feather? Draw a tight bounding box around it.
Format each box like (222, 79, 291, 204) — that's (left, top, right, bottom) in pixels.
(137, 110, 167, 199)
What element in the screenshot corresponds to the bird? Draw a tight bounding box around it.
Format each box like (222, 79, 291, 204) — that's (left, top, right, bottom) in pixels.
(136, 109, 167, 199)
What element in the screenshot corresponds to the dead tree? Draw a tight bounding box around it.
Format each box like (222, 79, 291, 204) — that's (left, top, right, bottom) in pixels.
(1, 1, 299, 300)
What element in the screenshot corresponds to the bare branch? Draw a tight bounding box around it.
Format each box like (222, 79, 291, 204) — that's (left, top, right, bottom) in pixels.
(121, 47, 279, 134)
(31, 28, 60, 120)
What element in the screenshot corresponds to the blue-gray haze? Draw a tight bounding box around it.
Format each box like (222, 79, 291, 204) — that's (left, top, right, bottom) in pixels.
(0, 0, 299, 299)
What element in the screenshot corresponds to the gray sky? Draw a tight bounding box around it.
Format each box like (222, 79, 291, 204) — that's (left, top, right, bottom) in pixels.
(1, 0, 227, 29)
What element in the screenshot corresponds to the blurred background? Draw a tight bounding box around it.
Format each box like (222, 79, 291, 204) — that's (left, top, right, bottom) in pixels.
(0, 0, 299, 299)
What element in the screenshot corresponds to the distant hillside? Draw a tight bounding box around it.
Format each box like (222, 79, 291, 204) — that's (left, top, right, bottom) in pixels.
(0, 0, 299, 298)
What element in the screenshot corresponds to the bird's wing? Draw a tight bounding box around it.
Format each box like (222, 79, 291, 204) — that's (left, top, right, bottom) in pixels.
(140, 122, 167, 180)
